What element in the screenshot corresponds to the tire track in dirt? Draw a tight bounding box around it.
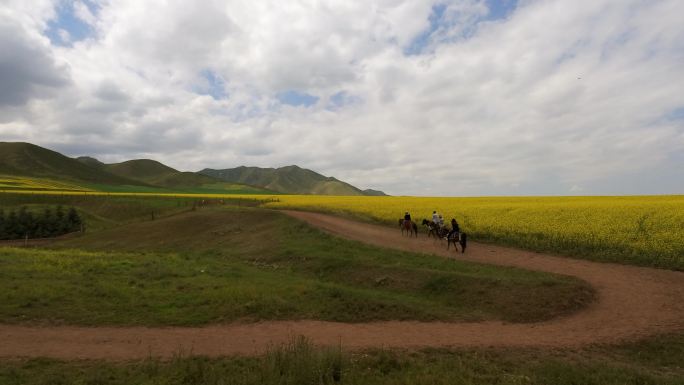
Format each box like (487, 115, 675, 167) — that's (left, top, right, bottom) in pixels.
(1, 210, 682, 360)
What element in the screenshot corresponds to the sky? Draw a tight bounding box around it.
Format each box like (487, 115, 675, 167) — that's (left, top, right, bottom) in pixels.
(0, 0, 683, 196)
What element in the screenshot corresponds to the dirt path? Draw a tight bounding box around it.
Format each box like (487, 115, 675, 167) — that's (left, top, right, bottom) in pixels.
(1, 210, 683, 360)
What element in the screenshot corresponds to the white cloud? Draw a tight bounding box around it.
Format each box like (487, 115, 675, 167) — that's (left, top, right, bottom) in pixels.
(57, 28, 70, 43)
(0, 16, 70, 108)
(73, 0, 96, 25)
(0, 0, 682, 195)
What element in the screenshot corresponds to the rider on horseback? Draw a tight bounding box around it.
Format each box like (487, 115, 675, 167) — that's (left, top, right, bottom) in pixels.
(432, 211, 440, 226)
(446, 218, 460, 240)
(404, 212, 411, 222)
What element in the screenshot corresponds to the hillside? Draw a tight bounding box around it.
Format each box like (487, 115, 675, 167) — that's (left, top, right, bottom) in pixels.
(200, 165, 386, 196)
(363, 189, 388, 196)
(104, 159, 177, 182)
(75, 156, 105, 169)
(99, 159, 272, 190)
(102, 159, 219, 188)
(0, 142, 379, 195)
(0, 142, 140, 185)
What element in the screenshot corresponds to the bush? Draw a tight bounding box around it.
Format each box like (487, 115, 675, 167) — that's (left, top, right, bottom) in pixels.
(0, 206, 83, 240)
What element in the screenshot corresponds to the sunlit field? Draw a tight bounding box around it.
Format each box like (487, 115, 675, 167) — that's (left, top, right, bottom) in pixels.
(3, 191, 683, 270)
(1, 192, 683, 384)
(265, 195, 684, 270)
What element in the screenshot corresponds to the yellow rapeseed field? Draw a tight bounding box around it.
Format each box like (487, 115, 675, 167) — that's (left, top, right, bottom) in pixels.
(2, 189, 682, 269)
(263, 195, 684, 269)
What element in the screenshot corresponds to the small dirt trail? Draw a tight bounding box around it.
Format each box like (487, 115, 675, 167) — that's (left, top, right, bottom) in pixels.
(1, 211, 683, 361)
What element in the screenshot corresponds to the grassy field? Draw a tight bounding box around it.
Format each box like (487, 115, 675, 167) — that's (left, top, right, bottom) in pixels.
(82, 182, 276, 195)
(0, 175, 274, 196)
(0, 193, 681, 384)
(3, 191, 682, 270)
(1, 334, 682, 385)
(0, 206, 592, 325)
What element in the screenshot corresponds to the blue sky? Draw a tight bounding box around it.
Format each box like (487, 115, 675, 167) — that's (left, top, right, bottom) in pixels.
(667, 107, 684, 121)
(406, 0, 518, 54)
(45, 1, 98, 46)
(197, 70, 228, 100)
(277, 90, 319, 107)
(485, 0, 518, 21)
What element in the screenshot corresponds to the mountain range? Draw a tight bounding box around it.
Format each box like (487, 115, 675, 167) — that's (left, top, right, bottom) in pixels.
(0, 142, 386, 196)
(200, 166, 384, 196)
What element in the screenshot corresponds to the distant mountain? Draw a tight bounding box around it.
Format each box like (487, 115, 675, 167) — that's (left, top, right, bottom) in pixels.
(75, 156, 105, 169)
(101, 159, 218, 188)
(79, 158, 271, 190)
(363, 189, 388, 196)
(0, 142, 140, 185)
(199, 165, 386, 196)
(104, 159, 176, 181)
(0, 142, 385, 195)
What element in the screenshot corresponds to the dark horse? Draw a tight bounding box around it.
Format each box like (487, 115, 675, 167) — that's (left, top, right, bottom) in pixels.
(421, 219, 439, 238)
(446, 232, 468, 253)
(398, 218, 418, 237)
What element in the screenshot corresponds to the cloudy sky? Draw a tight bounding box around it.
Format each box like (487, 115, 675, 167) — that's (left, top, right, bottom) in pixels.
(1, 0, 682, 196)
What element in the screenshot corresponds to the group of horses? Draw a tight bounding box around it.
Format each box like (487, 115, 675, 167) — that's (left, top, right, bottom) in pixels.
(398, 217, 467, 253)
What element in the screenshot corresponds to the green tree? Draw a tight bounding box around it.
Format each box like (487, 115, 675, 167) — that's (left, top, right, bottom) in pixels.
(0, 209, 6, 239)
(40, 208, 57, 237)
(55, 205, 68, 234)
(66, 207, 82, 232)
(6, 210, 19, 239)
(17, 207, 33, 238)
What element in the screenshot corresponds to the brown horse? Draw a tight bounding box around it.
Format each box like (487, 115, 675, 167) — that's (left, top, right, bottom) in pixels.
(421, 219, 439, 238)
(398, 219, 418, 237)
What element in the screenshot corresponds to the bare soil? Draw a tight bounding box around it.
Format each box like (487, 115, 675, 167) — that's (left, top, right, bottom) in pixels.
(1, 210, 682, 360)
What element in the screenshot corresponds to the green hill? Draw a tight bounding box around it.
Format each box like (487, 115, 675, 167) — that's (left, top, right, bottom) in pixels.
(100, 159, 273, 191)
(0, 142, 380, 195)
(0, 142, 140, 185)
(199, 165, 386, 196)
(104, 159, 181, 185)
(75, 156, 105, 169)
(363, 189, 388, 196)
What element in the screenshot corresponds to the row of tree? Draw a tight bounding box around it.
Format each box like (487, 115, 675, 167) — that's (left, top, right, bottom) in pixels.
(0, 206, 83, 240)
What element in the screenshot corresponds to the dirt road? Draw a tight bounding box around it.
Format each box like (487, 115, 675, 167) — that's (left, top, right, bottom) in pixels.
(1, 210, 682, 360)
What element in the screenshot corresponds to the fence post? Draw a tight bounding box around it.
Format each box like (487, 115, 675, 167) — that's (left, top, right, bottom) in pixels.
(24, 233, 28, 248)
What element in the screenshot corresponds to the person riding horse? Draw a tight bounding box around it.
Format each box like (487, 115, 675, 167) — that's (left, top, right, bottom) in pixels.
(422, 218, 439, 238)
(400, 212, 418, 237)
(446, 218, 460, 241)
(444, 217, 467, 253)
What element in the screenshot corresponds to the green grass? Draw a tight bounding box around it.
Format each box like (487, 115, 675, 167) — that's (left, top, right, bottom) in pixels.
(1, 334, 682, 385)
(0, 205, 593, 325)
(0, 193, 196, 232)
(0, 193, 267, 232)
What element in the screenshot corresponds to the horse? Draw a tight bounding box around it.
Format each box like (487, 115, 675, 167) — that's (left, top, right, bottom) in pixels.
(435, 226, 449, 239)
(421, 219, 439, 238)
(446, 232, 468, 253)
(398, 218, 418, 237)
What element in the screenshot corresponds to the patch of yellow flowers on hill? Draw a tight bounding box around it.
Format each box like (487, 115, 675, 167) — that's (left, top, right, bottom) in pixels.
(0, 176, 93, 192)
